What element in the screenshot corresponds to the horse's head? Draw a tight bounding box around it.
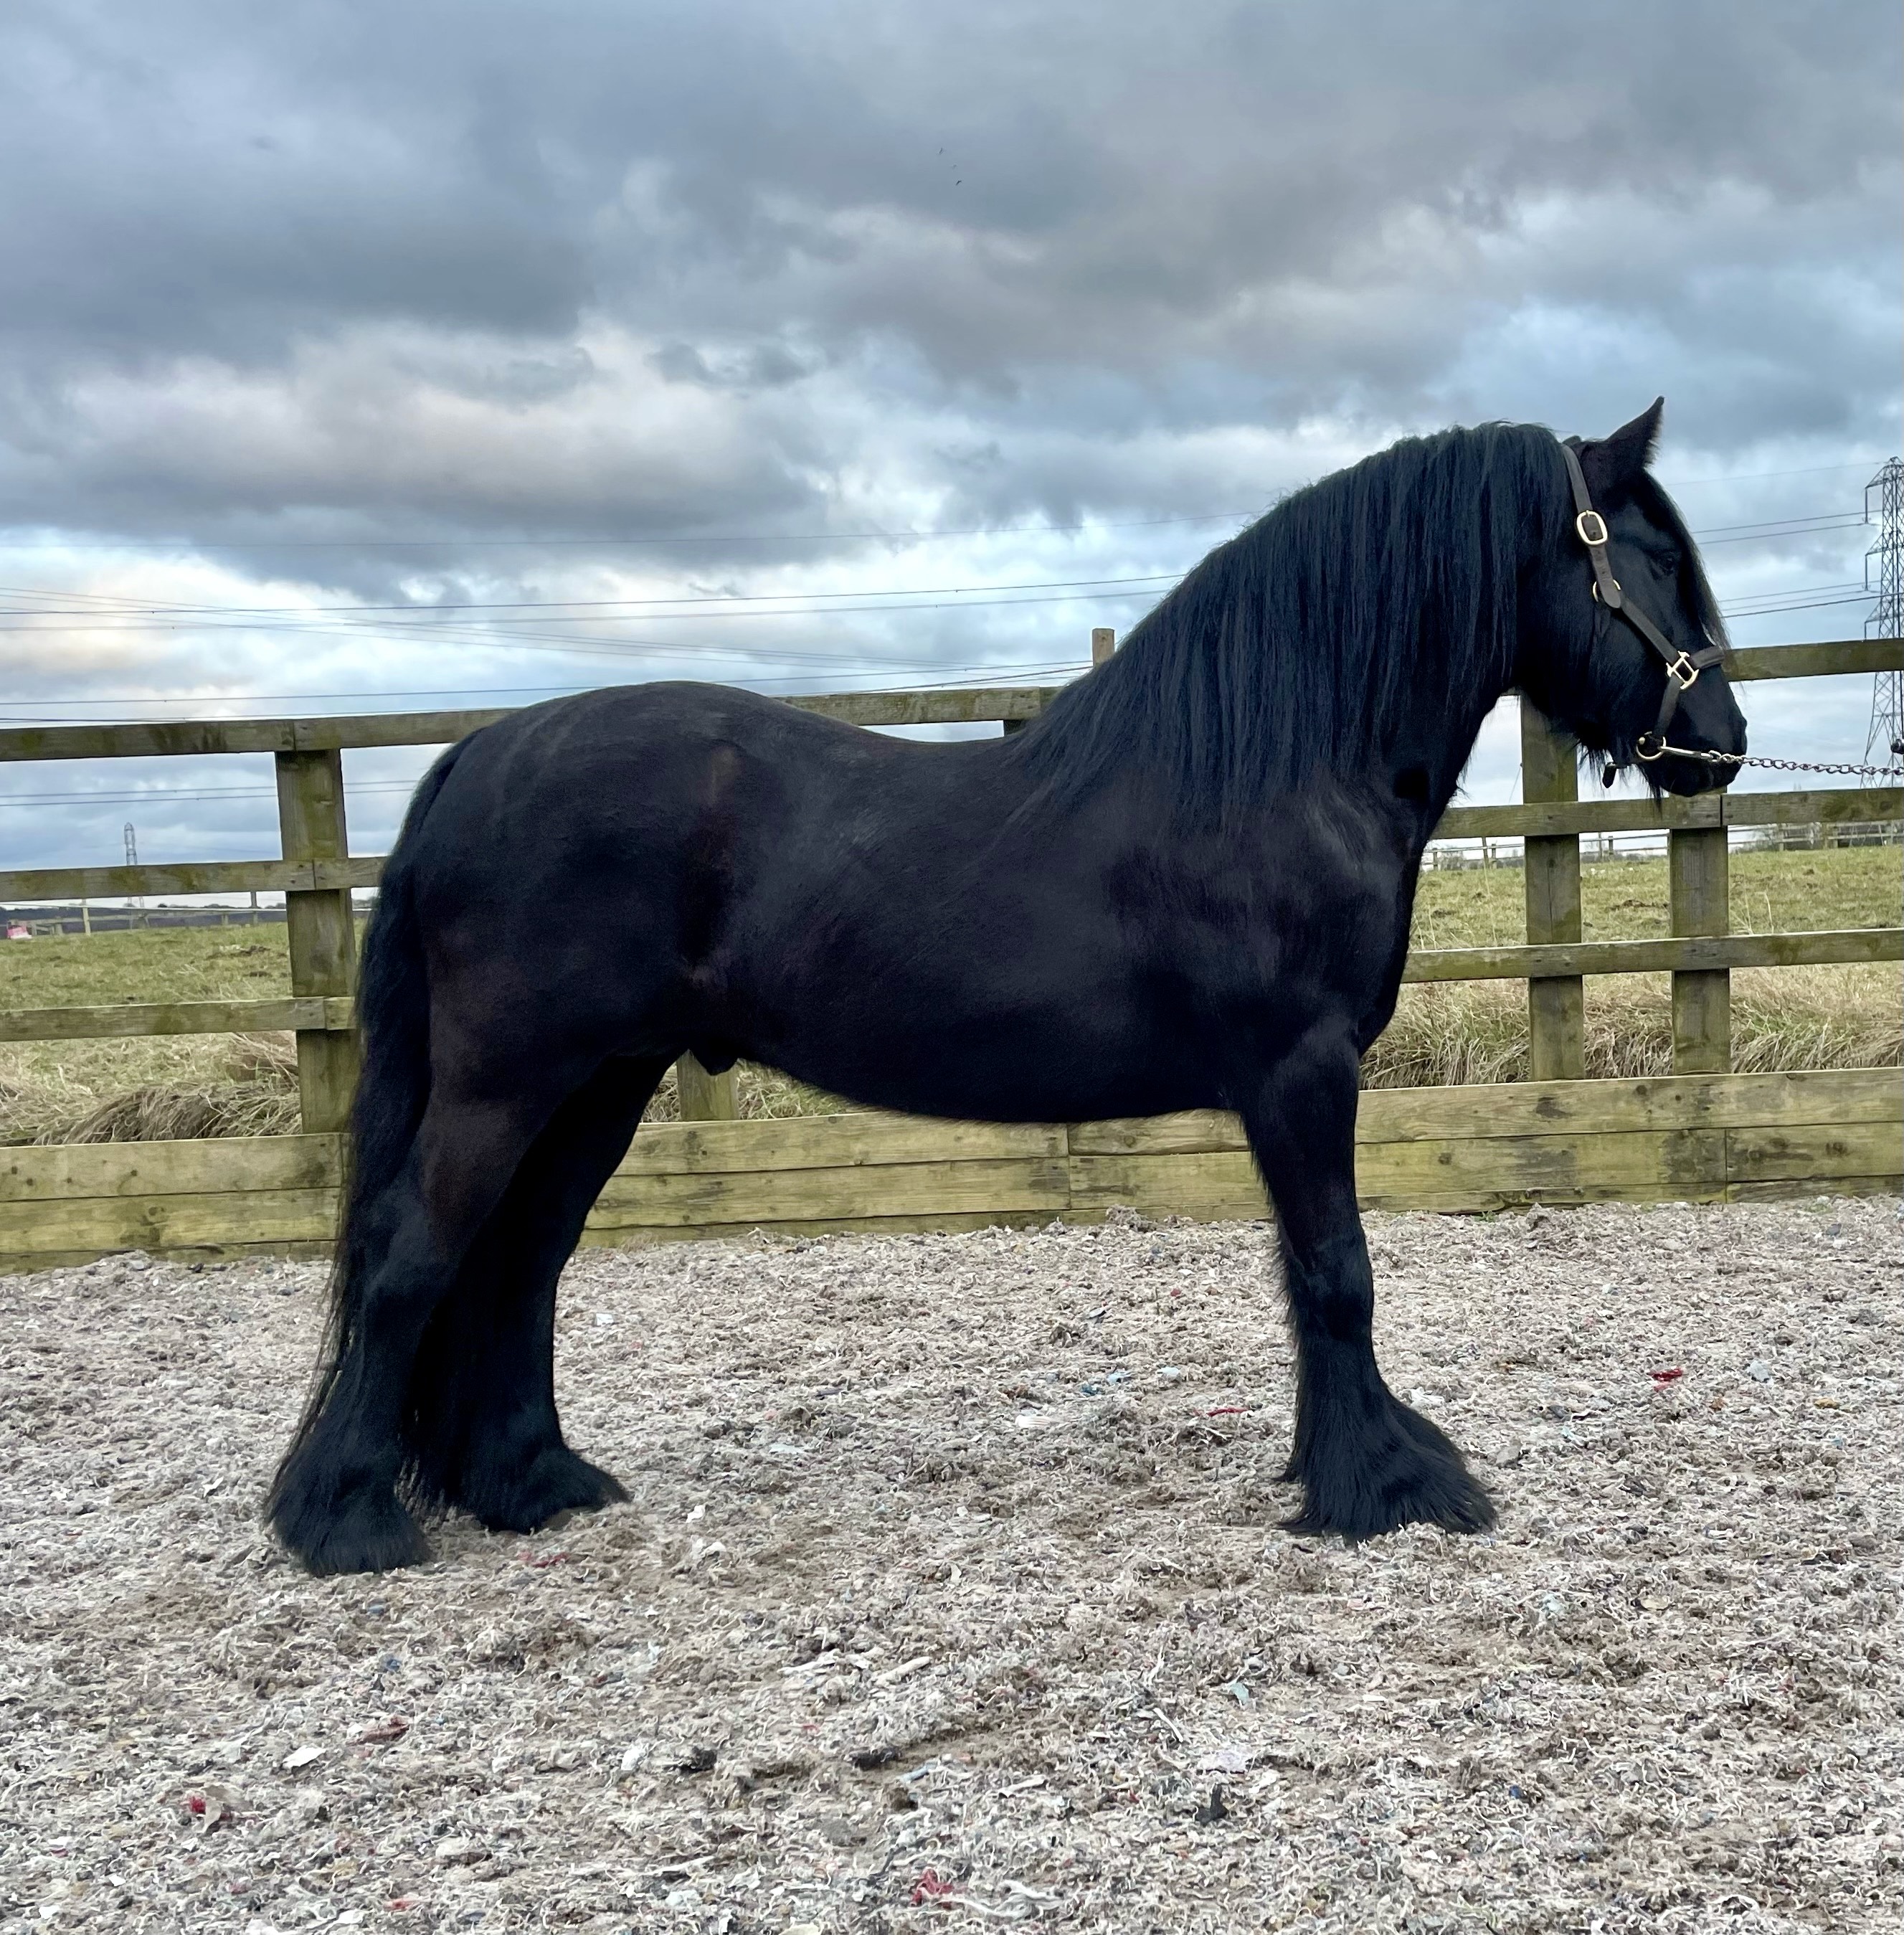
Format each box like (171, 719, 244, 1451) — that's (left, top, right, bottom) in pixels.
(1519, 399, 1746, 797)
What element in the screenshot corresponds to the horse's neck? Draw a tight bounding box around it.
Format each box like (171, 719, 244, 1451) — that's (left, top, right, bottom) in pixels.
(1378, 644, 1517, 836)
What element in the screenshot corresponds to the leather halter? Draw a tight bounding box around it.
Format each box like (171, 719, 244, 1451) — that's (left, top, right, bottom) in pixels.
(1560, 438, 1726, 761)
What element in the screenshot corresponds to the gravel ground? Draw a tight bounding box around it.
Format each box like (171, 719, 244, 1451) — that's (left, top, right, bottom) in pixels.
(1, 1198, 1900, 1934)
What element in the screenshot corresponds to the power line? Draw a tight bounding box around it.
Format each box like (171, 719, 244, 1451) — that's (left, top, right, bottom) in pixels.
(0, 570, 1183, 621)
(0, 585, 1170, 642)
(0, 652, 1099, 735)
(1720, 592, 1875, 618)
(0, 519, 1857, 646)
(1695, 519, 1867, 546)
(1680, 512, 1867, 537)
(0, 594, 1163, 678)
(1658, 461, 1881, 486)
(0, 486, 1877, 729)
(0, 569, 1873, 724)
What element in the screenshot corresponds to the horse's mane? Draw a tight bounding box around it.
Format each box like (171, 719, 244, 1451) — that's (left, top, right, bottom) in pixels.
(1023, 420, 1705, 817)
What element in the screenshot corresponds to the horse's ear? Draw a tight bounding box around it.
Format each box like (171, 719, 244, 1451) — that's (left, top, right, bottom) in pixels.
(1580, 398, 1664, 496)
(1578, 392, 1664, 495)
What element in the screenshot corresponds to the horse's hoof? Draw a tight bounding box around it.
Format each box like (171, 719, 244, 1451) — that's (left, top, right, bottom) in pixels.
(273, 1481, 433, 1576)
(1281, 1393, 1495, 1541)
(464, 1444, 629, 1536)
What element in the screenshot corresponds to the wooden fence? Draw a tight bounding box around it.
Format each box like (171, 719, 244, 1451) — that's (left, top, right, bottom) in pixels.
(1, 636, 1898, 1270)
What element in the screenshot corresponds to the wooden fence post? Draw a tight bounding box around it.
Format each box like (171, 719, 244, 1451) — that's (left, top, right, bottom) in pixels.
(1669, 824, 1730, 1072)
(675, 1054, 738, 1121)
(1091, 627, 1117, 666)
(1521, 701, 1585, 1080)
(275, 749, 359, 1134)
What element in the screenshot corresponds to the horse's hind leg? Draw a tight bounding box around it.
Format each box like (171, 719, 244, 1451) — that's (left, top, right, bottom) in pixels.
(270, 1090, 550, 1575)
(1242, 1027, 1495, 1540)
(404, 1056, 666, 1533)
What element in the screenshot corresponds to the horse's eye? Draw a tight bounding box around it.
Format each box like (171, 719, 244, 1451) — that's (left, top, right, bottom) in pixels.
(1653, 551, 1680, 578)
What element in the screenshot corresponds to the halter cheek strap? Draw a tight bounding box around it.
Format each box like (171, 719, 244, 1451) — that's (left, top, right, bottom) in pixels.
(1560, 438, 1726, 758)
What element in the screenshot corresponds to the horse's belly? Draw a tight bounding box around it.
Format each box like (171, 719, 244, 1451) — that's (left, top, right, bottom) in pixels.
(743, 973, 1216, 1124)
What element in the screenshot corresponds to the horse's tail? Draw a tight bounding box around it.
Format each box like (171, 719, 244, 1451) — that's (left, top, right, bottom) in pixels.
(266, 735, 474, 1515)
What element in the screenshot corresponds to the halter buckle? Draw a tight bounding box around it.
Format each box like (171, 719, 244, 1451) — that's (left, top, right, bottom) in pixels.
(1636, 732, 1666, 761)
(1575, 509, 1609, 548)
(1664, 652, 1699, 690)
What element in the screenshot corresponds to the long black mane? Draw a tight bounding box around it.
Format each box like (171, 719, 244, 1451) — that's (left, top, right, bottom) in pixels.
(1022, 420, 1714, 817)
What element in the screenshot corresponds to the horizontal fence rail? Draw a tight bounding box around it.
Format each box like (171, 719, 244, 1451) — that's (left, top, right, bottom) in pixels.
(1724, 638, 1904, 681)
(0, 997, 355, 1043)
(5, 929, 1899, 1046)
(1401, 927, 1903, 983)
(6, 785, 1899, 909)
(3, 1069, 1898, 1273)
(0, 685, 1064, 765)
(1432, 784, 1902, 840)
(0, 857, 382, 904)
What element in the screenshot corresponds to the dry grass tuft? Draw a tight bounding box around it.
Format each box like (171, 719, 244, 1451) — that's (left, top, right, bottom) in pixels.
(640, 1061, 857, 1125)
(1, 1035, 301, 1145)
(1365, 965, 1900, 1089)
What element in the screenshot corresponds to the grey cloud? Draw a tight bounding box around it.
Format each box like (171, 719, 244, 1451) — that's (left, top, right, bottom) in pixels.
(8, 1, 1891, 359)
(0, 0, 1893, 600)
(648, 341, 815, 391)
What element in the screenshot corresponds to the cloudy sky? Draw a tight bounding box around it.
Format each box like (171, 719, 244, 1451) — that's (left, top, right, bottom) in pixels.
(3, 0, 1899, 873)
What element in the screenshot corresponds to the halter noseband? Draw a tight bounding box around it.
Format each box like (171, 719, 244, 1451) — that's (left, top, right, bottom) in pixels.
(1560, 438, 1725, 763)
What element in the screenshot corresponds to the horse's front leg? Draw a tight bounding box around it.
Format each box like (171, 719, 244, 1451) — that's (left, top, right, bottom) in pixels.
(1241, 1026, 1495, 1539)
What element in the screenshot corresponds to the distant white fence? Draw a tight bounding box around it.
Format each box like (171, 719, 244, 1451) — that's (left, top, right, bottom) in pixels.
(1425, 818, 1901, 871)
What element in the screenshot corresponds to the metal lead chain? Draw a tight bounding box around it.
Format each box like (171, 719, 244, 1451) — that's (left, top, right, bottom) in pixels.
(1636, 742, 1904, 782)
(1735, 752, 1904, 780)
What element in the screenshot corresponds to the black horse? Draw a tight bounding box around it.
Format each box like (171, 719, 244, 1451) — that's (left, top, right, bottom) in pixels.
(269, 402, 1746, 1575)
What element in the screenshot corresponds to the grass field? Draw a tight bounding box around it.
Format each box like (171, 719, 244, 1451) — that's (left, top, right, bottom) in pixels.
(1, 846, 1897, 1142)
(1409, 843, 1904, 948)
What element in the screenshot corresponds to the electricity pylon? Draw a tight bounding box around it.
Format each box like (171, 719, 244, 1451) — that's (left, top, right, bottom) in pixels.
(1866, 456, 1903, 763)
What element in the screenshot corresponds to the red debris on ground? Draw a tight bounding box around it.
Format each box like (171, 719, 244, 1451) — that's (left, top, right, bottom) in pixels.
(520, 1550, 572, 1569)
(1206, 1405, 1249, 1416)
(1650, 1367, 1685, 1385)
(911, 1868, 956, 1904)
(356, 1716, 411, 1744)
